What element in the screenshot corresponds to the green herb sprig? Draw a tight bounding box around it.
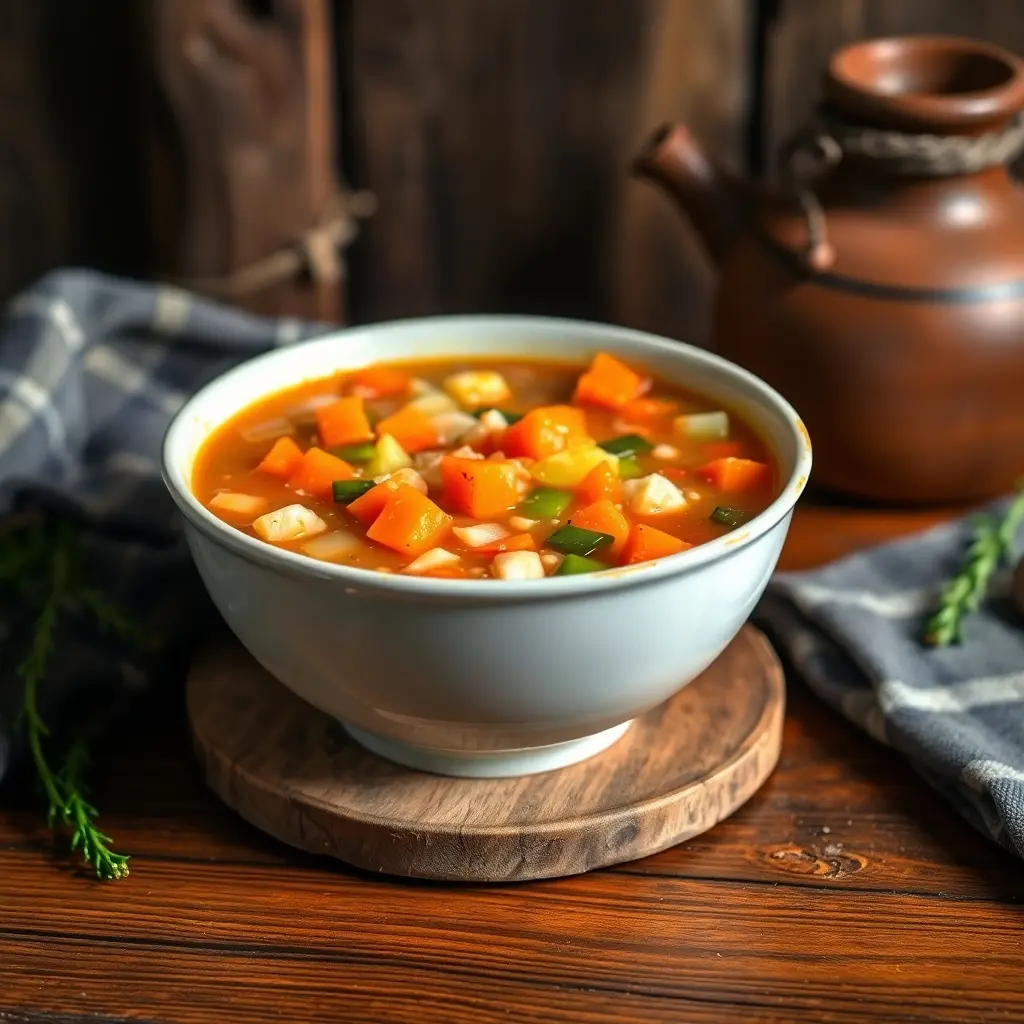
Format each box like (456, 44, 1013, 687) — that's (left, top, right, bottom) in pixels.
(923, 481, 1024, 647)
(2, 518, 137, 879)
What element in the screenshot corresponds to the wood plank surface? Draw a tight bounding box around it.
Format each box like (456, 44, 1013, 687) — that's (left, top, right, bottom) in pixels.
(345, 0, 749, 344)
(2, 499, 1022, 1024)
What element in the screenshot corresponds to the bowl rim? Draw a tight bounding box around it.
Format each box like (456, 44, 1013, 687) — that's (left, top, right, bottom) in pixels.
(161, 314, 812, 602)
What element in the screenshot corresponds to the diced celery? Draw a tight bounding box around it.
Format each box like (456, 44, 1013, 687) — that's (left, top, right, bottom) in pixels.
(366, 433, 412, 476)
(674, 411, 729, 440)
(710, 506, 752, 529)
(519, 487, 574, 519)
(599, 434, 653, 458)
(545, 524, 613, 557)
(330, 442, 376, 462)
(617, 456, 643, 480)
(333, 480, 376, 504)
(556, 554, 607, 576)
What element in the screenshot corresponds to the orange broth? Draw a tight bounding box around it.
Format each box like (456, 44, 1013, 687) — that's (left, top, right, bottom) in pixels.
(192, 354, 779, 579)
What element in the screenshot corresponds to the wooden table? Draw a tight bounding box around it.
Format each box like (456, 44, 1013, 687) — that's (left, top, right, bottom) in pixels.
(2, 498, 1022, 1024)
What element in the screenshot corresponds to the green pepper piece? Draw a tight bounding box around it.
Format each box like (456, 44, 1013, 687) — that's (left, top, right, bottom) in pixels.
(333, 479, 376, 503)
(599, 433, 653, 458)
(556, 554, 607, 576)
(470, 407, 523, 424)
(617, 456, 643, 480)
(519, 487, 574, 519)
(545, 524, 614, 557)
(330, 442, 377, 463)
(710, 506, 752, 529)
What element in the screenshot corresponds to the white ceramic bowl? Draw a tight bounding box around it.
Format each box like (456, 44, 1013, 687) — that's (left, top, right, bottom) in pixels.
(162, 316, 811, 778)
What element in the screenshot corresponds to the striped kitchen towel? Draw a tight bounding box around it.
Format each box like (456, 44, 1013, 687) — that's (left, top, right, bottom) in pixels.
(757, 506, 1024, 860)
(0, 269, 325, 782)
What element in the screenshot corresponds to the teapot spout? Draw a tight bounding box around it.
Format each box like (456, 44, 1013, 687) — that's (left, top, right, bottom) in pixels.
(632, 123, 748, 269)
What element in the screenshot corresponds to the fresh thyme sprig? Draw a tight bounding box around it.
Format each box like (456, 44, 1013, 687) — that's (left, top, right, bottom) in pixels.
(923, 481, 1024, 647)
(3, 518, 134, 879)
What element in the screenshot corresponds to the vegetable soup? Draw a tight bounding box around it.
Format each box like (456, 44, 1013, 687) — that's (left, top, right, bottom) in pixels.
(192, 352, 778, 580)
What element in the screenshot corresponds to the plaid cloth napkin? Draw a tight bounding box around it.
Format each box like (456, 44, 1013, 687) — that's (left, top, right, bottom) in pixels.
(757, 511, 1024, 860)
(0, 269, 324, 782)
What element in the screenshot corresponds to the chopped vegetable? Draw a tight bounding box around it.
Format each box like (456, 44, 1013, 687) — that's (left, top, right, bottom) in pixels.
(674, 411, 729, 440)
(303, 530, 360, 561)
(430, 409, 479, 446)
(333, 479, 377, 504)
(568, 499, 629, 557)
(387, 468, 429, 493)
(555, 553, 607, 575)
(508, 515, 538, 531)
(710, 506, 752, 529)
(253, 504, 326, 543)
(258, 435, 304, 479)
(519, 487, 574, 519)
(346, 480, 399, 523)
(445, 370, 512, 408)
(471, 407, 522, 424)
(623, 473, 688, 516)
(491, 550, 544, 580)
(617, 456, 643, 480)
(619, 396, 678, 422)
(330, 441, 377, 463)
(316, 396, 374, 448)
(502, 405, 589, 460)
(530, 444, 618, 488)
(453, 522, 510, 548)
(348, 365, 411, 399)
(621, 524, 691, 565)
(474, 533, 536, 555)
(403, 547, 461, 575)
(577, 461, 622, 505)
(408, 391, 459, 417)
(545, 524, 614, 557)
(442, 456, 522, 518)
(208, 492, 268, 516)
(540, 551, 564, 573)
(374, 405, 438, 453)
(572, 352, 648, 410)
(287, 447, 355, 500)
(365, 484, 452, 556)
(697, 457, 771, 492)
(652, 444, 679, 460)
(366, 433, 413, 477)
(599, 433, 653, 458)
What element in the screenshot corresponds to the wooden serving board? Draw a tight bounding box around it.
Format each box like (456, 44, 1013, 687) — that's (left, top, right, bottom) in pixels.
(187, 626, 784, 882)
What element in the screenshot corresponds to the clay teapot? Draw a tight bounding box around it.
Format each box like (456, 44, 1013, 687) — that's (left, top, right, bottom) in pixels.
(633, 36, 1024, 505)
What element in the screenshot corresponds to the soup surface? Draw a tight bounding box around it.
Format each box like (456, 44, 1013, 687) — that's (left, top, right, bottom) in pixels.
(192, 353, 779, 580)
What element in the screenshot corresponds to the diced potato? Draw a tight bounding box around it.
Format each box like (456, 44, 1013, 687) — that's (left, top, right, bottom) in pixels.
(508, 515, 538, 531)
(302, 530, 359, 561)
(208, 492, 268, 517)
(491, 550, 544, 580)
(430, 410, 479, 446)
(408, 391, 459, 417)
(652, 443, 680, 460)
(539, 551, 564, 574)
(674, 411, 729, 440)
(624, 474, 688, 516)
(366, 433, 412, 477)
(253, 504, 327, 543)
(403, 547, 461, 575)
(530, 444, 619, 488)
(453, 523, 510, 548)
(444, 370, 512, 408)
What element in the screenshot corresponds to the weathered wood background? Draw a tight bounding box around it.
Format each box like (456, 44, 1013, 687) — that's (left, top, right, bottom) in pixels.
(1, 0, 1022, 343)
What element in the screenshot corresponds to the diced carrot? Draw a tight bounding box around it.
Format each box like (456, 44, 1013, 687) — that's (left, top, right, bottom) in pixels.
(375, 405, 438, 454)
(474, 533, 536, 555)
(346, 479, 398, 523)
(577, 460, 622, 505)
(287, 446, 355, 500)
(697, 457, 771, 492)
(348, 365, 411, 399)
(257, 435, 304, 479)
(619, 396, 678, 422)
(315, 396, 374, 448)
(501, 405, 589, 460)
(572, 352, 648, 411)
(366, 485, 452, 556)
(620, 524, 691, 565)
(702, 440, 744, 461)
(568, 499, 630, 557)
(442, 456, 522, 518)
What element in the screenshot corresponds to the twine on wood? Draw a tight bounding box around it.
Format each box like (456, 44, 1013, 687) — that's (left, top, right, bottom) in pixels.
(781, 107, 1024, 271)
(171, 187, 378, 300)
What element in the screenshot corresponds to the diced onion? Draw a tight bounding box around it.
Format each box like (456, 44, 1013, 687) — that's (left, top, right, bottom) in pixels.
(408, 391, 458, 417)
(430, 410, 479, 446)
(674, 411, 729, 440)
(389, 468, 428, 493)
(403, 548, 461, 575)
(453, 522, 510, 548)
(507, 515, 538, 531)
(209, 492, 269, 516)
(252, 504, 327, 543)
(652, 443, 680, 460)
(302, 530, 360, 561)
(491, 551, 544, 580)
(540, 551, 564, 574)
(624, 474, 688, 516)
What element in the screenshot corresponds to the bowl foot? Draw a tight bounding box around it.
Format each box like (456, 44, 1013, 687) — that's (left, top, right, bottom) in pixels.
(342, 721, 633, 778)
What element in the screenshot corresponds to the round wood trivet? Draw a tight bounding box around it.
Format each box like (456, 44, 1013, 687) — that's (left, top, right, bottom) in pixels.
(187, 625, 784, 882)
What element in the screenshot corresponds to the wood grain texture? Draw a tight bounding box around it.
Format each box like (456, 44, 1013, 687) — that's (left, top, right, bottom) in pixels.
(345, 0, 749, 344)
(187, 626, 783, 881)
